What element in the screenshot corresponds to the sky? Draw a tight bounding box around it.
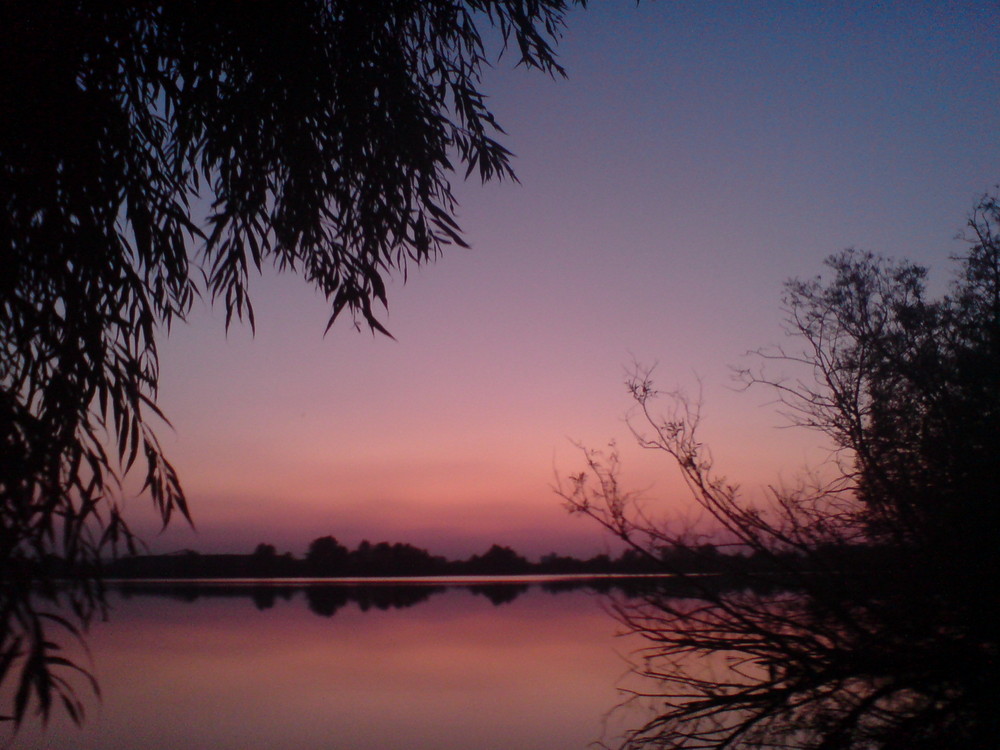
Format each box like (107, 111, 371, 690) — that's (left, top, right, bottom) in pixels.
(129, 1, 999, 560)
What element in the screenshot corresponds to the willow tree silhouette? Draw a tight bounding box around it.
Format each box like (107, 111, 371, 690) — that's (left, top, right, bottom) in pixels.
(1, 0, 584, 725)
(561, 195, 1000, 749)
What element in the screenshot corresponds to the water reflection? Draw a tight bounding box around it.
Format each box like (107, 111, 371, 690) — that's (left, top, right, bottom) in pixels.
(3, 579, 650, 750)
(9, 573, 986, 749)
(606, 568, 999, 749)
(109, 575, 698, 616)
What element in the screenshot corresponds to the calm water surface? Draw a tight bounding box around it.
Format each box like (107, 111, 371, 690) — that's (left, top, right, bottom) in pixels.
(4, 579, 653, 749)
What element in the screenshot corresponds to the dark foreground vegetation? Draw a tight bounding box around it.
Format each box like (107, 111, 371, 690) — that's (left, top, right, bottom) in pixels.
(1, 0, 584, 727)
(563, 196, 1000, 749)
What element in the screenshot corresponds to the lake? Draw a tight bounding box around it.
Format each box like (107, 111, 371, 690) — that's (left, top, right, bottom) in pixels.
(2, 578, 657, 750)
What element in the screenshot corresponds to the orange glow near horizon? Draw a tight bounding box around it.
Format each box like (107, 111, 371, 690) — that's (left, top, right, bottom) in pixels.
(124, 2, 995, 560)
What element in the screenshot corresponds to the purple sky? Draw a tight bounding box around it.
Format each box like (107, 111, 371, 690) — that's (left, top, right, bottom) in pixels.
(128, 1, 999, 559)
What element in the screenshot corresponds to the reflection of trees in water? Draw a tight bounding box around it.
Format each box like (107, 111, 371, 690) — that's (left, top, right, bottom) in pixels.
(566, 198, 1000, 749)
(610, 578, 997, 749)
(111, 580, 575, 617)
(250, 586, 286, 611)
(110, 577, 673, 617)
(307, 584, 446, 616)
(112, 581, 449, 618)
(468, 584, 530, 606)
(305, 586, 353, 618)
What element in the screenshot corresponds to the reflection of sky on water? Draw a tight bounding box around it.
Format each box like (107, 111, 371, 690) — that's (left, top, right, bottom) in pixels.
(5, 586, 649, 750)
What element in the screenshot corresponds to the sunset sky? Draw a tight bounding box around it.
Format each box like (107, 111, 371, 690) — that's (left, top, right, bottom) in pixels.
(130, 1, 999, 559)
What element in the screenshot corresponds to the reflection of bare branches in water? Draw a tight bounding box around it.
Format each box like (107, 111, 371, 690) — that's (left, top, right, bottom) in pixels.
(605, 581, 997, 749)
(564, 197, 1000, 749)
(575, 436, 1000, 748)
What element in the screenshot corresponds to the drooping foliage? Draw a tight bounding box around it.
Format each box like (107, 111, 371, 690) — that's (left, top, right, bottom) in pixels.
(0, 0, 582, 724)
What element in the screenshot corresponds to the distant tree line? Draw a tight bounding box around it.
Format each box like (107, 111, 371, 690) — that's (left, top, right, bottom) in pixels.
(103, 534, 890, 580)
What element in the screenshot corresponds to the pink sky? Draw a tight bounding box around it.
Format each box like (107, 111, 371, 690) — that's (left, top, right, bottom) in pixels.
(126, 2, 999, 559)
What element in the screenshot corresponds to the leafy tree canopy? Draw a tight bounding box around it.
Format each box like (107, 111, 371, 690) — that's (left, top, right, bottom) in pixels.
(0, 0, 583, 725)
(0, 0, 583, 572)
(764, 195, 1000, 559)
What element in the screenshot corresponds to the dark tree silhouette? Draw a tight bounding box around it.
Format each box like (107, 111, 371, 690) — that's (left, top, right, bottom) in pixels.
(252, 544, 277, 559)
(305, 535, 350, 575)
(346, 540, 444, 576)
(466, 543, 531, 574)
(1, 0, 584, 725)
(561, 195, 1000, 749)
